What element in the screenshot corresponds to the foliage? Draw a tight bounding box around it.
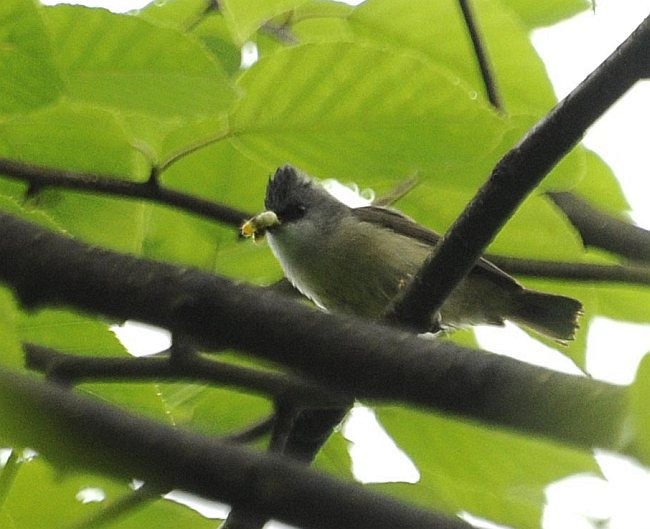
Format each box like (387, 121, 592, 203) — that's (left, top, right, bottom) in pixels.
(0, 1, 646, 528)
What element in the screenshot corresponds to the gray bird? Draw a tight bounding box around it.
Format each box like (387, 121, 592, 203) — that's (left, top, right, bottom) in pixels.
(242, 165, 582, 341)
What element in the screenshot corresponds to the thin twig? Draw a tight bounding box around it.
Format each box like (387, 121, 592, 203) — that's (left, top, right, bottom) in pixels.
(225, 415, 276, 443)
(488, 255, 650, 285)
(0, 158, 251, 228)
(457, 0, 503, 110)
(24, 344, 346, 408)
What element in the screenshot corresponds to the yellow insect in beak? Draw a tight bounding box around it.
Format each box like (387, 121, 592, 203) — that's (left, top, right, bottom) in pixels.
(241, 211, 280, 240)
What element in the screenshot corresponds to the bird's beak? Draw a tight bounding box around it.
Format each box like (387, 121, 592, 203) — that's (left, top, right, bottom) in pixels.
(241, 211, 280, 240)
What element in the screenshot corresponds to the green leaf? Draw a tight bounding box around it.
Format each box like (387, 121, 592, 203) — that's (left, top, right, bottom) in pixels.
(375, 406, 599, 529)
(500, 0, 591, 28)
(230, 41, 507, 182)
(151, 136, 277, 277)
(219, 0, 311, 44)
(571, 148, 631, 216)
(265, 0, 355, 47)
(18, 309, 125, 356)
(313, 431, 354, 480)
(139, 0, 242, 76)
(171, 382, 272, 437)
(33, 190, 147, 253)
(17, 309, 171, 422)
(0, 194, 62, 232)
(42, 5, 236, 120)
(395, 184, 585, 261)
(349, 0, 557, 114)
(141, 205, 223, 269)
(0, 288, 22, 370)
(630, 354, 650, 464)
(0, 0, 63, 114)
(0, 101, 150, 180)
(191, 13, 243, 75)
(106, 494, 220, 529)
(2, 456, 217, 529)
(0, 456, 132, 529)
(0, 100, 152, 251)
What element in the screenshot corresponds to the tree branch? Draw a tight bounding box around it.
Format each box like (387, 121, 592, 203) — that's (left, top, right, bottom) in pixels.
(548, 191, 650, 263)
(488, 255, 650, 285)
(384, 14, 650, 331)
(0, 158, 251, 228)
(0, 212, 626, 450)
(0, 368, 471, 529)
(24, 344, 345, 408)
(457, 0, 503, 110)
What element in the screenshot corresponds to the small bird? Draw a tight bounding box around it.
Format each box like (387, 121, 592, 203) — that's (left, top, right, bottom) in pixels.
(242, 165, 582, 341)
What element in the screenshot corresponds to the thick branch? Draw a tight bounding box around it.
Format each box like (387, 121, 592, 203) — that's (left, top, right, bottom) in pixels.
(0, 158, 251, 228)
(385, 14, 650, 330)
(548, 191, 650, 263)
(0, 213, 626, 450)
(457, 0, 503, 110)
(0, 368, 469, 529)
(24, 344, 345, 408)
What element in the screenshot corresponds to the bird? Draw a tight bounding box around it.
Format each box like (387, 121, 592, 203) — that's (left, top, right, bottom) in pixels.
(242, 165, 582, 341)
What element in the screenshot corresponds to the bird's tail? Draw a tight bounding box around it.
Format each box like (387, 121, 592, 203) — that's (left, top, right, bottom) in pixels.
(508, 289, 583, 342)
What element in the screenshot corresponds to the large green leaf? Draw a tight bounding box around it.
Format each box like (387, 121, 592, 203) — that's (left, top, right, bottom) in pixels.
(41, 4, 236, 120)
(0, 101, 150, 180)
(349, 0, 557, 114)
(375, 406, 599, 529)
(0, 0, 63, 114)
(230, 41, 507, 182)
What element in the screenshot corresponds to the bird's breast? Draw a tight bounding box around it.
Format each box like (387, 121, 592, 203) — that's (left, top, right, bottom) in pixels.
(267, 218, 430, 318)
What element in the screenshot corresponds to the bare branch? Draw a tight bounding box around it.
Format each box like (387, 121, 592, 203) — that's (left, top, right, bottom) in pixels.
(0, 368, 471, 529)
(457, 0, 503, 110)
(0, 158, 251, 228)
(489, 255, 650, 285)
(24, 344, 345, 408)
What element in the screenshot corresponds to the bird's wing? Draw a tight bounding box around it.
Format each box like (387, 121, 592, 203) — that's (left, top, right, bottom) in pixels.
(351, 205, 521, 291)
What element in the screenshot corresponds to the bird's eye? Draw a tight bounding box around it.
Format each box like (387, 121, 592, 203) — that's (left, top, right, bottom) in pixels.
(280, 203, 306, 222)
